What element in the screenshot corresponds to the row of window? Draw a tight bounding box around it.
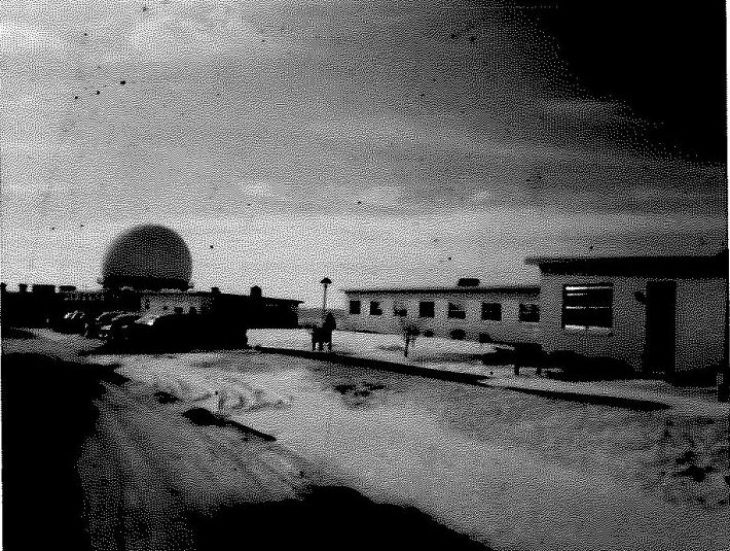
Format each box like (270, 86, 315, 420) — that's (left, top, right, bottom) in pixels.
(349, 299, 540, 323)
(348, 283, 615, 330)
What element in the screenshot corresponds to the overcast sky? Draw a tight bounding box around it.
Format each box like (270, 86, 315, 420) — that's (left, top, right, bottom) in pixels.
(1, 0, 726, 305)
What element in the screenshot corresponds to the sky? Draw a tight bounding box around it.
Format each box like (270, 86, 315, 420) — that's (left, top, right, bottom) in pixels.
(1, 0, 727, 306)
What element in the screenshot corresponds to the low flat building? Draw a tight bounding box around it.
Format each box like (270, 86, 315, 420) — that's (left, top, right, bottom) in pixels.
(1, 284, 302, 329)
(526, 253, 728, 376)
(342, 280, 541, 344)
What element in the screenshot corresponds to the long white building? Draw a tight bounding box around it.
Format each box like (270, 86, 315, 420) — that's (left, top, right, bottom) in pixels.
(341, 252, 728, 377)
(342, 280, 541, 344)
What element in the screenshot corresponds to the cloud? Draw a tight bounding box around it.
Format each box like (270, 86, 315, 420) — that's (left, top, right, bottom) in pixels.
(0, 0, 725, 300)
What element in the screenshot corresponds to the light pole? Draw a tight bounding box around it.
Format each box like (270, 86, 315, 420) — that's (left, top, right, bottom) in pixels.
(320, 277, 332, 319)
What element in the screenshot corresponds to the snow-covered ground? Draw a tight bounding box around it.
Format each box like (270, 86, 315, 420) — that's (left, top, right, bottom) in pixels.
(94, 351, 294, 414)
(248, 329, 726, 415)
(91, 348, 729, 551)
(248, 328, 499, 375)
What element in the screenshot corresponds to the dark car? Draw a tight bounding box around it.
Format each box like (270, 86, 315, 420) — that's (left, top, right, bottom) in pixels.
(58, 310, 86, 333)
(126, 313, 200, 348)
(125, 312, 246, 350)
(100, 313, 141, 342)
(86, 310, 128, 338)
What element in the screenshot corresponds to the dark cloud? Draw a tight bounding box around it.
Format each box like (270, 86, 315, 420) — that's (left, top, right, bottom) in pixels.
(533, 0, 726, 162)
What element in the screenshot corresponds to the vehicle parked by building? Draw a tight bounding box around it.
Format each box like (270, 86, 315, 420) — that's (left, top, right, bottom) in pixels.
(124, 311, 247, 350)
(99, 313, 142, 342)
(86, 310, 130, 338)
(57, 310, 87, 333)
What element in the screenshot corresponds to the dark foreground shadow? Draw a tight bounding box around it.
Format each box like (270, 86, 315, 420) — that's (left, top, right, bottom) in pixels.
(1, 353, 116, 551)
(192, 485, 491, 551)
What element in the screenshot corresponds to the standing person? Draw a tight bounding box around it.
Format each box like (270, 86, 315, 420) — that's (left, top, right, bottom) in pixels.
(323, 312, 336, 351)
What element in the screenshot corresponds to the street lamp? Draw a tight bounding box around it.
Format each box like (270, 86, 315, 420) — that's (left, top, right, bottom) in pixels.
(320, 277, 332, 319)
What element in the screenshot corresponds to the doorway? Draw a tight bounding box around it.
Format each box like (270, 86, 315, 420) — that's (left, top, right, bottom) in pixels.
(643, 281, 677, 375)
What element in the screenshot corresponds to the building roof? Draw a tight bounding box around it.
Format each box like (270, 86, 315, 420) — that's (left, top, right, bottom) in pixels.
(342, 285, 540, 295)
(525, 252, 728, 278)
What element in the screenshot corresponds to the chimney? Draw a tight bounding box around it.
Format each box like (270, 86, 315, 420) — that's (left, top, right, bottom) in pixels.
(457, 278, 480, 288)
(250, 286, 262, 299)
(18, 283, 28, 293)
(211, 287, 221, 295)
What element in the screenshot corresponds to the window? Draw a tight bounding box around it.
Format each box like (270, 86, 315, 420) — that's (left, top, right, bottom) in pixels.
(479, 333, 492, 344)
(369, 301, 383, 316)
(450, 329, 466, 340)
(448, 302, 466, 319)
(519, 303, 540, 323)
(393, 301, 407, 317)
(562, 284, 613, 330)
(419, 301, 435, 318)
(481, 302, 502, 321)
(349, 300, 361, 315)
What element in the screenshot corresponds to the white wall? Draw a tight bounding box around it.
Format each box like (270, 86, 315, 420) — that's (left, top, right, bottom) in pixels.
(538, 275, 727, 373)
(143, 293, 212, 315)
(342, 291, 541, 344)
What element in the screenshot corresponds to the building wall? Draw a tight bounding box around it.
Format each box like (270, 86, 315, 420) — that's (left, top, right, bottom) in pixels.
(142, 293, 213, 315)
(342, 291, 541, 344)
(538, 274, 727, 373)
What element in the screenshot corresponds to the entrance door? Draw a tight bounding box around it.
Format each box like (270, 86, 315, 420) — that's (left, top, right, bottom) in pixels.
(643, 281, 677, 375)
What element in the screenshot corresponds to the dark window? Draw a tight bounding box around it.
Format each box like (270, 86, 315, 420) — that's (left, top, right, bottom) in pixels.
(448, 302, 466, 319)
(519, 303, 540, 323)
(393, 301, 407, 317)
(562, 284, 613, 329)
(481, 302, 502, 321)
(349, 300, 361, 315)
(450, 329, 466, 340)
(479, 333, 492, 344)
(419, 301, 435, 318)
(369, 301, 382, 316)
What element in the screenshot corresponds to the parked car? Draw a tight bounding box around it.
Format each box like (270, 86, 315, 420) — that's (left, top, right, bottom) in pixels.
(58, 310, 86, 333)
(86, 310, 129, 338)
(99, 313, 141, 342)
(124, 312, 246, 349)
(125, 313, 199, 348)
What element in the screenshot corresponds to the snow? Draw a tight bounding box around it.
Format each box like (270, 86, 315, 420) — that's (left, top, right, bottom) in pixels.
(15, 328, 727, 551)
(248, 329, 727, 416)
(93, 347, 729, 551)
(93, 352, 293, 414)
(248, 328, 499, 376)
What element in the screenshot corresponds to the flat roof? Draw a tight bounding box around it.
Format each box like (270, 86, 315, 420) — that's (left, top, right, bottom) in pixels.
(342, 285, 540, 295)
(525, 253, 728, 278)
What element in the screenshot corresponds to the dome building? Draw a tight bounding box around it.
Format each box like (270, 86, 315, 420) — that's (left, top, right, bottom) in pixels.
(101, 224, 193, 291)
(1, 223, 302, 331)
